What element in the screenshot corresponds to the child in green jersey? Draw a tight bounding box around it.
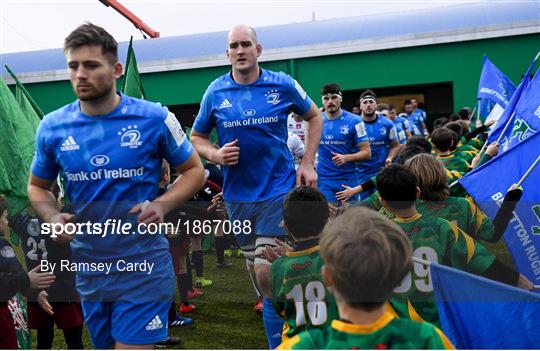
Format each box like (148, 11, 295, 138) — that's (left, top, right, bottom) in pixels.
(376, 165, 533, 327)
(278, 207, 454, 350)
(405, 153, 523, 243)
(269, 186, 339, 341)
(445, 121, 478, 164)
(431, 128, 470, 175)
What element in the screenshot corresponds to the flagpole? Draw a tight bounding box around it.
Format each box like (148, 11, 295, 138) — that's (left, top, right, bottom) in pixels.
(476, 138, 490, 159)
(4, 64, 45, 118)
(516, 153, 540, 187)
(475, 100, 481, 127)
(469, 104, 477, 120)
(121, 36, 134, 93)
(494, 111, 516, 144)
(412, 257, 431, 266)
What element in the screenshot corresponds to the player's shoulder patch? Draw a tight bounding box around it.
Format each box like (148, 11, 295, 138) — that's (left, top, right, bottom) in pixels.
(0, 245, 16, 258)
(28, 218, 40, 237)
(164, 112, 187, 146)
(355, 121, 367, 138)
(388, 126, 398, 139)
(293, 79, 308, 100)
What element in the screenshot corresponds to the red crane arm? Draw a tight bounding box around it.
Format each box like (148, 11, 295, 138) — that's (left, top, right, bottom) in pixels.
(99, 0, 160, 38)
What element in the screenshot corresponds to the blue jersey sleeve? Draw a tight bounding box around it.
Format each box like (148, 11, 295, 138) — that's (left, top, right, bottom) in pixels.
(287, 77, 312, 116)
(160, 110, 195, 167)
(354, 120, 369, 145)
(31, 120, 60, 180)
(402, 118, 411, 133)
(193, 88, 216, 135)
(387, 123, 399, 144)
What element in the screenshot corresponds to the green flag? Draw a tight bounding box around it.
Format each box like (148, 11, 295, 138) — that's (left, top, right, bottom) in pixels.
(4, 65, 43, 133)
(121, 36, 145, 99)
(0, 75, 34, 214)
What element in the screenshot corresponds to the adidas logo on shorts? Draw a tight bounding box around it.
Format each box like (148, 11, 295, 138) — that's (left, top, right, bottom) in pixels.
(145, 315, 164, 330)
(219, 99, 232, 109)
(60, 136, 80, 151)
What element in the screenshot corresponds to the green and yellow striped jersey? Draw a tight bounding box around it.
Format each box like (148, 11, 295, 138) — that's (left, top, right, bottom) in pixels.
(456, 142, 478, 163)
(277, 312, 454, 349)
(437, 153, 470, 174)
(417, 197, 496, 242)
(465, 136, 484, 150)
(389, 214, 495, 327)
(271, 246, 339, 341)
(362, 191, 383, 211)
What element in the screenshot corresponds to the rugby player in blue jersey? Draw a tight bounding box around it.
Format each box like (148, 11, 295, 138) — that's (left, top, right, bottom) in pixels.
(357, 90, 400, 199)
(190, 25, 322, 348)
(411, 98, 429, 135)
(387, 107, 411, 144)
(404, 99, 428, 136)
(27, 23, 205, 349)
(317, 83, 370, 203)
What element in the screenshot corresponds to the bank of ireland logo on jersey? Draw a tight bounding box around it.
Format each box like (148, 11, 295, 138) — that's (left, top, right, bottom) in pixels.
(90, 155, 110, 167)
(265, 90, 280, 105)
(60, 136, 80, 151)
(118, 125, 142, 149)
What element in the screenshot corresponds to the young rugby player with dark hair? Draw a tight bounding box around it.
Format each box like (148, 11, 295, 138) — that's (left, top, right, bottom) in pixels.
(269, 186, 339, 343)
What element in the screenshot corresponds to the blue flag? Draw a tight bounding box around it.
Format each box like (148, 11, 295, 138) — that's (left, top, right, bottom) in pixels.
(459, 132, 540, 283)
(488, 55, 537, 147)
(431, 262, 540, 349)
(477, 55, 515, 107)
(505, 69, 540, 149)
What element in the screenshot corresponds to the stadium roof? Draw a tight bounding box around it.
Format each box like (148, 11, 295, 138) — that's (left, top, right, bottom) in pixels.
(2, 1, 539, 83)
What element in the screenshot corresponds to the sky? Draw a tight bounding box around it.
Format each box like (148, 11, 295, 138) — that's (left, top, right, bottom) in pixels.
(0, 0, 485, 54)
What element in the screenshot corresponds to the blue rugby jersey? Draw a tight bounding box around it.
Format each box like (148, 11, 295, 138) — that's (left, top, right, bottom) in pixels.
(317, 110, 368, 178)
(193, 69, 312, 202)
(408, 110, 425, 136)
(392, 116, 406, 144)
(31, 93, 194, 276)
(357, 115, 398, 182)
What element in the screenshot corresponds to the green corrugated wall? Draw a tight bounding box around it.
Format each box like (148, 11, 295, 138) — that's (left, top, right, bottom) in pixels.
(14, 33, 540, 116)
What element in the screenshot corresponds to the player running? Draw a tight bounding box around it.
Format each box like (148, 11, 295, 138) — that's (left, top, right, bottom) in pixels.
(28, 23, 205, 349)
(317, 83, 370, 203)
(356, 90, 400, 199)
(190, 24, 322, 348)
